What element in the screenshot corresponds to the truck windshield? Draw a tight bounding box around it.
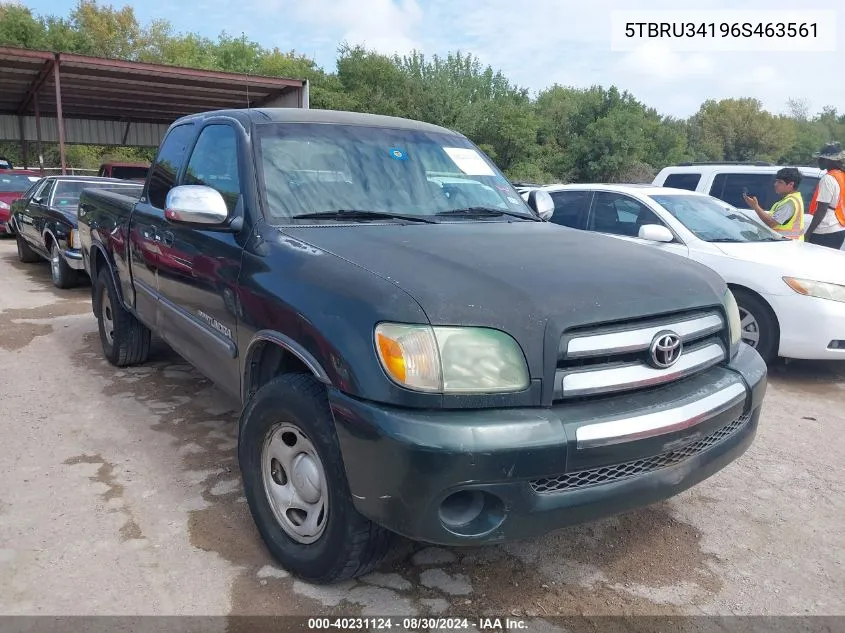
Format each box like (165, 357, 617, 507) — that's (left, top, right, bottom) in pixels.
(256, 123, 536, 223)
(651, 194, 787, 243)
(53, 181, 144, 211)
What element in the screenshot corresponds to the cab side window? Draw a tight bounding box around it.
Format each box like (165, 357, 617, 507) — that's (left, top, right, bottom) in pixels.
(183, 125, 241, 213)
(548, 190, 589, 229)
(35, 180, 56, 205)
(710, 173, 774, 208)
(663, 173, 701, 191)
(587, 192, 665, 238)
(147, 124, 195, 209)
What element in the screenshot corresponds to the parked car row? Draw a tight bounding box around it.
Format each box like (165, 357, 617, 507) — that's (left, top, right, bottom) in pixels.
(9, 176, 144, 287)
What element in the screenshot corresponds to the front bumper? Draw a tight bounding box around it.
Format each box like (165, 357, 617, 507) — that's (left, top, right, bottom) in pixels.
(770, 291, 845, 359)
(331, 344, 767, 545)
(61, 247, 85, 270)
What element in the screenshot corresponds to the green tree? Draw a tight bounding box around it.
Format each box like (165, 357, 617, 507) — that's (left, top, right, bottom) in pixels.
(687, 98, 795, 163)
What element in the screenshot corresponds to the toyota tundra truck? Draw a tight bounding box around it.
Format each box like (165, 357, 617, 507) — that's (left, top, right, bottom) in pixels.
(77, 108, 767, 584)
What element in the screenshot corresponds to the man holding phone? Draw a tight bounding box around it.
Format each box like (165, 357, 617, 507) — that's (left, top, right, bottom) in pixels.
(805, 143, 845, 249)
(742, 167, 805, 240)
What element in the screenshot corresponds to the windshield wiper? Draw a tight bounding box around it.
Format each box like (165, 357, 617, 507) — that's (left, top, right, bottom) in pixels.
(707, 238, 746, 243)
(435, 207, 540, 221)
(292, 210, 437, 224)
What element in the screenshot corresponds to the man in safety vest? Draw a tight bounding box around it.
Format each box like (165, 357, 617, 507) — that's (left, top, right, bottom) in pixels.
(742, 167, 805, 240)
(806, 143, 845, 249)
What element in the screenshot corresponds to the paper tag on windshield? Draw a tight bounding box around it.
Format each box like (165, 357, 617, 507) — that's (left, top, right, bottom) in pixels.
(444, 147, 495, 176)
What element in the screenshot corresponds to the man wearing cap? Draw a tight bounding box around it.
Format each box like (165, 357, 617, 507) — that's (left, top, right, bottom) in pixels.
(806, 143, 845, 249)
(742, 167, 805, 240)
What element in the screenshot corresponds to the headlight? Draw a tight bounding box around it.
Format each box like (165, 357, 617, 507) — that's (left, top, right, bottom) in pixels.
(723, 289, 742, 348)
(374, 323, 530, 393)
(69, 229, 79, 249)
(783, 277, 845, 303)
(0, 201, 9, 210)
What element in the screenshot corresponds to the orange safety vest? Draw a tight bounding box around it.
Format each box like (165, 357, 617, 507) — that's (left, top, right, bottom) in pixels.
(809, 168, 845, 227)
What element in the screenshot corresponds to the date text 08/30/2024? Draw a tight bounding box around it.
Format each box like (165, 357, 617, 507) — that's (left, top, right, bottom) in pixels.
(308, 617, 529, 630)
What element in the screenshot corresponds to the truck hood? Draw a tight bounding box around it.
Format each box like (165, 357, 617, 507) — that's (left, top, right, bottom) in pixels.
(714, 239, 845, 286)
(282, 222, 726, 372)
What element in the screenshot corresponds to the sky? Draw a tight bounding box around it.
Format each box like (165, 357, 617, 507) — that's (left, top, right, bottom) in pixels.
(22, 0, 843, 118)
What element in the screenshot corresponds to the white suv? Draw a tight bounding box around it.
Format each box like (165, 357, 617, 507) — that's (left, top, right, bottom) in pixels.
(652, 163, 822, 229)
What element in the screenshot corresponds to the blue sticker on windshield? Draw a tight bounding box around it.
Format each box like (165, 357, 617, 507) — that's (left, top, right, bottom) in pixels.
(389, 148, 408, 160)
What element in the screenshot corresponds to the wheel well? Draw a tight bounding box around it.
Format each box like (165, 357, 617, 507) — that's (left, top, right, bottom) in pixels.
(727, 283, 781, 346)
(90, 247, 107, 283)
(246, 341, 314, 400)
(90, 248, 109, 311)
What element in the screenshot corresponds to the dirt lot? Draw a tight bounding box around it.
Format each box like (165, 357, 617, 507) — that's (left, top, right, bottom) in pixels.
(1, 237, 843, 622)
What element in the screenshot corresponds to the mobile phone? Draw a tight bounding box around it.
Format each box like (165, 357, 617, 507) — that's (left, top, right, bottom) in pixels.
(742, 187, 749, 196)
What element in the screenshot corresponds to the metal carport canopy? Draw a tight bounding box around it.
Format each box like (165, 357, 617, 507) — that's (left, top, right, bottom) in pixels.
(0, 46, 308, 173)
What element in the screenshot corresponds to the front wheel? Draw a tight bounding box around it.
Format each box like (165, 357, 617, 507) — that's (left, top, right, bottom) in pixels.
(50, 242, 78, 289)
(239, 373, 393, 583)
(733, 289, 778, 363)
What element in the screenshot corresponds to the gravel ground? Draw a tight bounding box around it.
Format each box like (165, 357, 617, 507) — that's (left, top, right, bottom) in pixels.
(0, 238, 843, 624)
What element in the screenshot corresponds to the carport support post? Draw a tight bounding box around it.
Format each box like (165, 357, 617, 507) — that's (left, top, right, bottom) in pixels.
(18, 115, 28, 169)
(53, 57, 67, 175)
(33, 95, 44, 177)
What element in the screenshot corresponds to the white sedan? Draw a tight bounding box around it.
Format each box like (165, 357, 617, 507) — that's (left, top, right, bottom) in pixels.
(533, 183, 845, 362)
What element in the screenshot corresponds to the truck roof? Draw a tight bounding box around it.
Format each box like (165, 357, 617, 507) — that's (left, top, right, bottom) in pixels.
(173, 108, 463, 137)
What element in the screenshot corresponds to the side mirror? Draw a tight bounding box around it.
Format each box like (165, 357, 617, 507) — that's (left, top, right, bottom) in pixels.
(32, 196, 43, 205)
(526, 189, 555, 221)
(165, 185, 229, 225)
(638, 224, 674, 243)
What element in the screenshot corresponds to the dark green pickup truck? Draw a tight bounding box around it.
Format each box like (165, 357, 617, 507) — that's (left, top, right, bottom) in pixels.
(77, 107, 767, 584)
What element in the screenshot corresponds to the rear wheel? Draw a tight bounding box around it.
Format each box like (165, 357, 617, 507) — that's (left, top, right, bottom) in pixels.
(733, 289, 777, 363)
(239, 373, 393, 583)
(50, 242, 78, 289)
(16, 232, 40, 263)
(94, 269, 151, 366)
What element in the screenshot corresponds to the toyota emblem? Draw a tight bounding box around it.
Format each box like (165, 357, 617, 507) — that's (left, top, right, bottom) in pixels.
(649, 331, 683, 369)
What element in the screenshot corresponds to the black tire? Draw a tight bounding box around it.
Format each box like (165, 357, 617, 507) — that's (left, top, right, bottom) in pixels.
(239, 373, 393, 584)
(50, 242, 79, 289)
(94, 268, 151, 367)
(16, 232, 40, 263)
(733, 288, 778, 363)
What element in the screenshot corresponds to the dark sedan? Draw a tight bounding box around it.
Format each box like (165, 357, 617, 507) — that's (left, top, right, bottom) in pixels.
(11, 176, 143, 288)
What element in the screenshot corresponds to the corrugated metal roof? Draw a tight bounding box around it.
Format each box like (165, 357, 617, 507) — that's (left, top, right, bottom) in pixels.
(0, 47, 306, 123)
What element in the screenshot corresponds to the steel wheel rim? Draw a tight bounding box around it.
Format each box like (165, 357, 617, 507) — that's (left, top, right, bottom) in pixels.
(738, 306, 760, 348)
(261, 423, 328, 544)
(100, 290, 115, 345)
(50, 245, 60, 282)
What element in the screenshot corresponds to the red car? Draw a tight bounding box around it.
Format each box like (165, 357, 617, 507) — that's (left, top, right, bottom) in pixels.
(0, 170, 40, 235)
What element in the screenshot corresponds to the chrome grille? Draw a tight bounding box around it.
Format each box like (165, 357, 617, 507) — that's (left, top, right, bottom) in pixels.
(555, 310, 726, 400)
(530, 412, 751, 494)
